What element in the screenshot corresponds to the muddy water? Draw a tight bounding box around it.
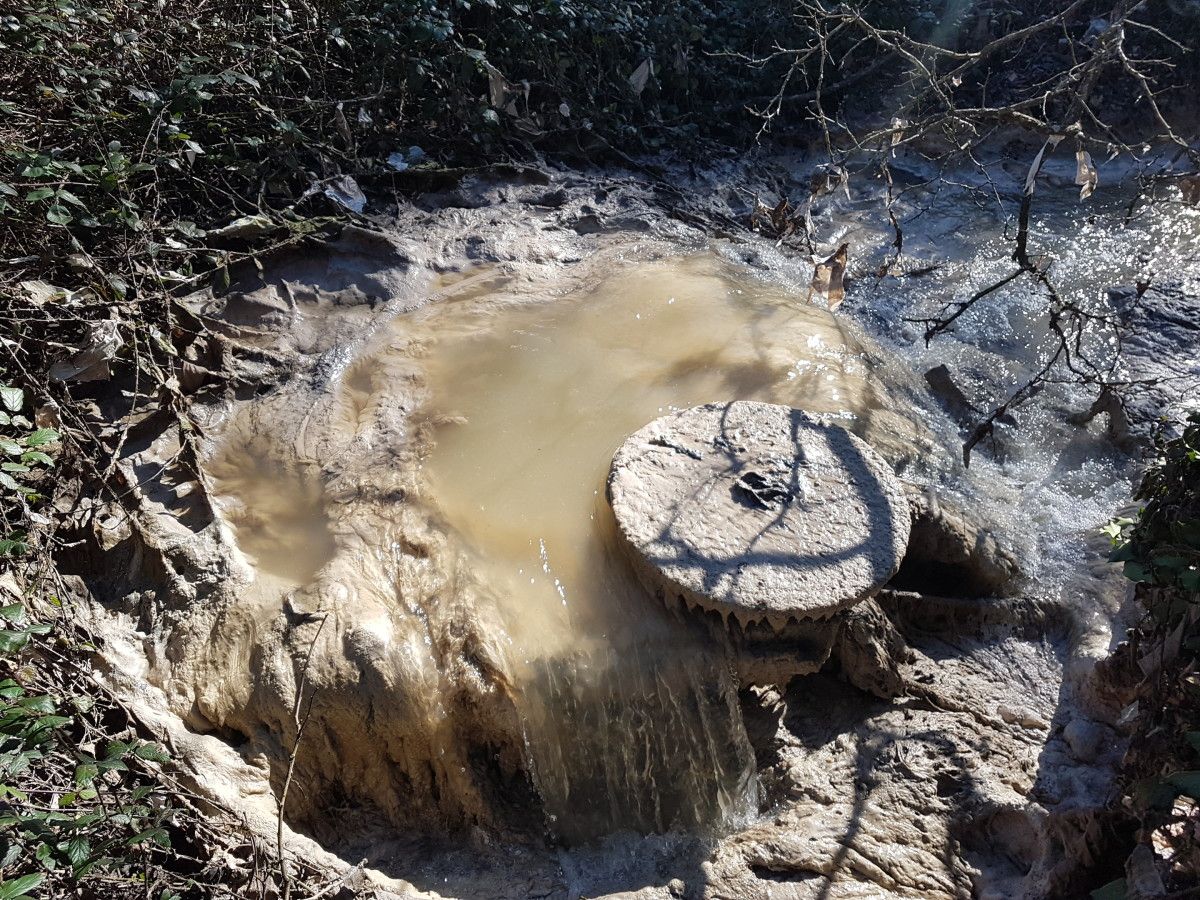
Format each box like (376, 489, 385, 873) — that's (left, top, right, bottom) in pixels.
(413, 253, 913, 841)
(209, 455, 335, 585)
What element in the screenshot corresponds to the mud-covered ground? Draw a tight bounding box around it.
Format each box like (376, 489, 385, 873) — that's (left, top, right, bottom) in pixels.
(58, 148, 1200, 899)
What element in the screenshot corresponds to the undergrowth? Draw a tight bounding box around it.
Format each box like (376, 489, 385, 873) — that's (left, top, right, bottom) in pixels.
(0, 599, 177, 899)
(1102, 414, 1200, 896)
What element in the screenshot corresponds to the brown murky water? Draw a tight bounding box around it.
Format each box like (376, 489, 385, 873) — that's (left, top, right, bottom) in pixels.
(208, 455, 335, 586)
(413, 252, 911, 840)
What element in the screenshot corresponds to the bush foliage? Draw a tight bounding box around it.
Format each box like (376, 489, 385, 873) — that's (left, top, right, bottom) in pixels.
(1112, 414, 1200, 598)
(0, 601, 181, 899)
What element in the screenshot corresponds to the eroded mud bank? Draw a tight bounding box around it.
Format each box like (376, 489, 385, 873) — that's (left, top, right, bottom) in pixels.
(63, 154, 1200, 898)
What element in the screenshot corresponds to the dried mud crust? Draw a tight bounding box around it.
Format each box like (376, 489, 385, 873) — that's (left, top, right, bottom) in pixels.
(58, 165, 1147, 900)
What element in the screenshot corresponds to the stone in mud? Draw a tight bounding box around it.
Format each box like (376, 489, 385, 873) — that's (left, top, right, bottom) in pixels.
(607, 401, 911, 625)
(836, 598, 914, 699)
(1090, 282, 1200, 442)
(1062, 718, 1108, 763)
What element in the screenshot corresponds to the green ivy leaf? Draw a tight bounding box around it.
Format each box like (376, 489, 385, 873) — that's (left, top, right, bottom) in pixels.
(0, 873, 45, 899)
(18, 695, 56, 715)
(127, 826, 169, 848)
(133, 742, 170, 763)
(59, 836, 91, 868)
(73, 763, 98, 787)
(1123, 561, 1152, 583)
(24, 429, 59, 448)
(0, 473, 31, 496)
(0, 539, 28, 557)
(0, 387, 23, 413)
(1108, 542, 1135, 562)
(105, 739, 135, 760)
(0, 681, 23, 700)
(1152, 554, 1190, 572)
(0, 605, 26, 623)
(0, 631, 30, 654)
(55, 189, 86, 208)
(1165, 770, 1200, 801)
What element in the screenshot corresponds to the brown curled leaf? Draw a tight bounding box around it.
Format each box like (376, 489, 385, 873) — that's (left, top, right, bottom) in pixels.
(810, 242, 849, 309)
(1075, 149, 1097, 200)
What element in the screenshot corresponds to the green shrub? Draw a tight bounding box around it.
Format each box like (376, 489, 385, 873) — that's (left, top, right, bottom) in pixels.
(0, 603, 181, 899)
(1109, 413, 1200, 602)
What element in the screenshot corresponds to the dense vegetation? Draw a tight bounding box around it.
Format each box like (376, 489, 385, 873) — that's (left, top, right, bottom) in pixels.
(1103, 415, 1200, 895)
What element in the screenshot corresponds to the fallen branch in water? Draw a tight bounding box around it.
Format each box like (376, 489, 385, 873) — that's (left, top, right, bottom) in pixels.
(753, 0, 1198, 466)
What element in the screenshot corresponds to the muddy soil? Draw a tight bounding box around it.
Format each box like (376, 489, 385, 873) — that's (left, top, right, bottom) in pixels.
(61, 151, 1200, 899)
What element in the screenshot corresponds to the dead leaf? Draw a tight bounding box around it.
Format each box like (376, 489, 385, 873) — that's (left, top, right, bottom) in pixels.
(1075, 149, 1098, 200)
(770, 197, 791, 234)
(629, 59, 653, 96)
(19, 280, 67, 305)
(1179, 174, 1200, 206)
(0, 571, 20, 606)
(673, 46, 688, 75)
(49, 320, 122, 382)
(512, 116, 544, 137)
(1024, 134, 1065, 195)
(35, 401, 60, 429)
(750, 198, 768, 229)
(486, 63, 509, 108)
(208, 214, 279, 240)
(1138, 603, 1197, 679)
(1116, 700, 1139, 728)
(810, 165, 849, 200)
(334, 102, 353, 148)
(750, 196, 799, 240)
(298, 175, 366, 214)
(810, 243, 849, 309)
(323, 175, 366, 212)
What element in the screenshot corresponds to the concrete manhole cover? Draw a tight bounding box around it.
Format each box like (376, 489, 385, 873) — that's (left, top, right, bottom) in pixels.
(607, 401, 911, 623)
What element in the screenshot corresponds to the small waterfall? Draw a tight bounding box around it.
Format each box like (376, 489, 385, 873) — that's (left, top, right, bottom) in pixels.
(517, 635, 758, 844)
(499, 497, 758, 844)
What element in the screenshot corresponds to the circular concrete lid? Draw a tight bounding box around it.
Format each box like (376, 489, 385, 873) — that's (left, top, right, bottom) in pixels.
(607, 401, 910, 623)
